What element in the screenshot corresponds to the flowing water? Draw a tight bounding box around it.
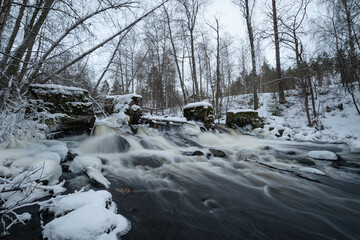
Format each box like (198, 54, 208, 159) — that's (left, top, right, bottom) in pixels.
(7, 124, 360, 240)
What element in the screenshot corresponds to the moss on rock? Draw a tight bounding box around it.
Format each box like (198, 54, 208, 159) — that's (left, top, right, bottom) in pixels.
(226, 110, 265, 129)
(183, 102, 214, 129)
(27, 84, 95, 137)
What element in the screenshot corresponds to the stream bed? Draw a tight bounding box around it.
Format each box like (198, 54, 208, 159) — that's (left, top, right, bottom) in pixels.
(6, 125, 360, 240)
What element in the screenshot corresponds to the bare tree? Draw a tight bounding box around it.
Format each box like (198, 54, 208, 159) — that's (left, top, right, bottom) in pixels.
(0, 0, 169, 110)
(164, 6, 188, 104)
(279, 0, 315, 125)
(207, 18, 222, 120)
(317, 0, 360, 114)
(233, 0, 259, 109)
(271, 0, 286, 103)
(177, 0, 207, 102)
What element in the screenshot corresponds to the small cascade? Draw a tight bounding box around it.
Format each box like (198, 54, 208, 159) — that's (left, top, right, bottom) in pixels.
(77, 134, 131, 154)
(93, 124, 116, 136)
(65, 120, 360, 240)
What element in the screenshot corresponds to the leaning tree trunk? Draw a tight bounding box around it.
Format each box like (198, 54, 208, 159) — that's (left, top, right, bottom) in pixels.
(0, 0, 12, 48)
(3, 0, 55, 89)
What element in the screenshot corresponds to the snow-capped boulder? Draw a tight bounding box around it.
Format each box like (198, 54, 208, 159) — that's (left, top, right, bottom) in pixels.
(307, 150, 338, 160)
(27, 84, 95, 138)
(183, 102, 214, 129)
(41, 190, 130, 240)
(226, 109, 265, 129)
(348, 140, 360, 153)
(104, 94, 142, 125)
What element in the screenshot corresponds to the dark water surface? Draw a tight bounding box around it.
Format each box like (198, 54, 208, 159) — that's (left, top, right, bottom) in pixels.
(6, 127, 360, 240)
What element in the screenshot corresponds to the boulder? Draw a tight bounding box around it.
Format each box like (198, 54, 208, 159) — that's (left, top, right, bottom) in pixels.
(226, 109, 264, 129)
(183, 102, 214, 129)
(209, 148, 226, 158)
(27, 84, 95, 138)
(104, 94, 142, 125)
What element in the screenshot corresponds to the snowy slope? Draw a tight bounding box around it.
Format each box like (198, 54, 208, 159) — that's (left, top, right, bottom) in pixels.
(164, 84, 360, 144)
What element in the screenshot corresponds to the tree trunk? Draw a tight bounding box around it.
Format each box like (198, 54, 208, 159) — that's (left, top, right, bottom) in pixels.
(3, 0, 54, 88)
(244, 0, 258, 110)
(0, 0, 27, 71)
(190, 30, 200, 101)
(215, 19, 221, 120)
(164, 7, 187, 104)
(272, 0, 286, 103)
(0, 0, 11, 47)
(37, 1, 168, 87)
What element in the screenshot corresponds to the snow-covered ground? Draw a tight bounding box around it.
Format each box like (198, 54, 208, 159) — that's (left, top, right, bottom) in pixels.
(223, 85, 360, 145)
(162, 84, 359, 147)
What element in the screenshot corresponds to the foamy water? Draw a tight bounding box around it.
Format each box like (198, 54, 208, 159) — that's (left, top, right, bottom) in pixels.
(65, 124, 360, 240)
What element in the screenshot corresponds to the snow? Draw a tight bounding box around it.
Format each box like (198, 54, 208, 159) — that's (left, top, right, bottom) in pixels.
(40, 190, 113, 216)
(85, 166, 111, 188)
(221, 84, 360, 143)
(348, 140, 360, 153)
(106, 94, 141, 113)
(18, 212, 32, 222)
(69, 155, 102, 173)
(228, 109, 257, 113)
(0, 139, 67, 209)
(69, 156, 110, 188)
(66, 102, 93, 107)
(43, 205, 130, 240)
(30, 84, 88, 96)
(143, 115, 188, 123)
(41, 190, 131, 240)
(307, 150, 338, 160)
(183, 102, 213, 110)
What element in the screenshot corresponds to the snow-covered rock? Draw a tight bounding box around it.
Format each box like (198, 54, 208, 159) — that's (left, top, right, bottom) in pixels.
(27, 84, 95, 138)
(70, 155, 102, 173)
(104, 94, 142, 126)
(183, 102, 213, 109)
(40, 190, 114, 217)
(43, 205, 130, 240)
(307, 150, 338, 160)
(41, 190, 130, 240)
(69, 156, 110, 188)
(348, 140, 360, 153)
(84, 166, 110, 188)
(183, 102, 214, 129)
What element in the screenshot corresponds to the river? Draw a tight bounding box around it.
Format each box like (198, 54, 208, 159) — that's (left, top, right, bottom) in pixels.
(6, 124, 360, 240)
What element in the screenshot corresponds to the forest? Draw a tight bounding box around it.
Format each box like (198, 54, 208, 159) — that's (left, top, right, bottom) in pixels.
(1, 1, 360, 239)
(0, 0, 359, 130)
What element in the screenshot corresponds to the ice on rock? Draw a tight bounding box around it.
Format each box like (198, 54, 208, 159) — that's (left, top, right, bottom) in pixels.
(348, 140, 360, 153)
(30, 159, 62, 185)
(40, 190, 114, 217)
(307, 150, 338, 160)
(43, 205, 130, 240)
(298, 167, 326, 175)
(10, 152, 62, 185)
(69, 155, 102, 173)
(69, 156, 110, 188)
(41, 190, 130, 240)
(0, 165, 13, 177)
(41, 140, 68, 161)
(85, 166, 110, 188)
